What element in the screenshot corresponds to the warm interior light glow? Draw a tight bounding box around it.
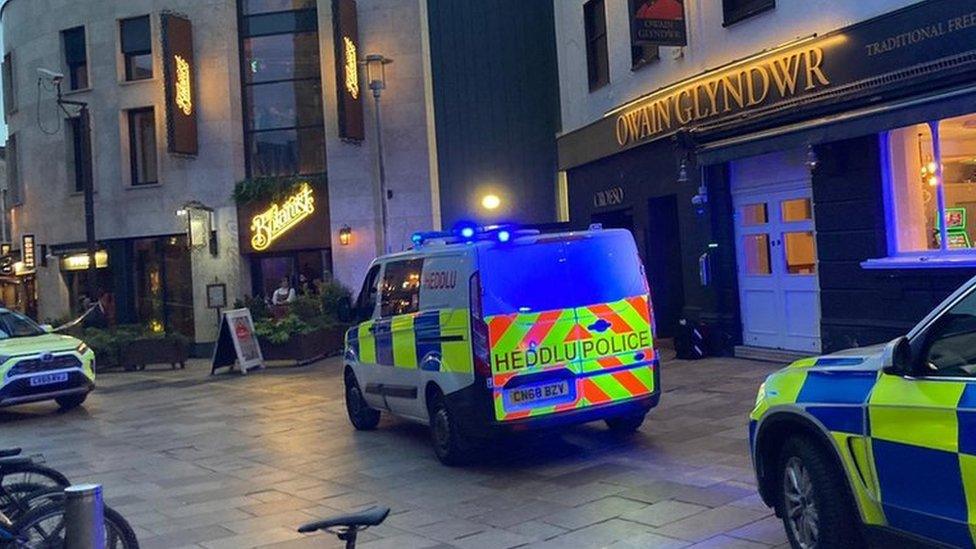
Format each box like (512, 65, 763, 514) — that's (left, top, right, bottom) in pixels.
(174, 55, 192, 116)
(343, 37, 359, 99)
(61, 251, 109, 271)
(250, 183, 316, 251)
(481, 194, 501, 210)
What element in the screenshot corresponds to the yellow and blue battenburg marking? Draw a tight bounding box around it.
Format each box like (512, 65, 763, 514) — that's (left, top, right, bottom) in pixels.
(751, 358, 976, 548)
(345, 309, 472, 373)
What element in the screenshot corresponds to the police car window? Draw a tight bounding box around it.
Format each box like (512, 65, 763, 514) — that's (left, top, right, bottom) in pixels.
(381, 259, 423, 317)
(923, 289, 976, 377)
(0, 312, 44, 339)
(356, 265, 381, 316)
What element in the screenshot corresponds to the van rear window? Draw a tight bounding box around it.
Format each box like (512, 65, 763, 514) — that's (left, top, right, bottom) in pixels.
(480, 231, 645, 316)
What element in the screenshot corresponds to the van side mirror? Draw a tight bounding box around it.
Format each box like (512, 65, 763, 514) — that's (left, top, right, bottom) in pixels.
(39, 324, 54, 333)
(882, 336, 915, 376)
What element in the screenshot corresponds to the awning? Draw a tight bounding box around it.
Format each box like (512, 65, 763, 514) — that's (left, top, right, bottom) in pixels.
(695, 84, 976, 165)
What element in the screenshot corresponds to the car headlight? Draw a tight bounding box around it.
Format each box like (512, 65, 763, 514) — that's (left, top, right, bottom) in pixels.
(76, 342, 90, 355)
(755, 381, 767, 407)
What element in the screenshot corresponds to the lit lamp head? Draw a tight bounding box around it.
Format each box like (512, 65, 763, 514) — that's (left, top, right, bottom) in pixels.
(339, 225, 352, 246)
(361, 54, 393, 97)
(481, 194, 501, 211)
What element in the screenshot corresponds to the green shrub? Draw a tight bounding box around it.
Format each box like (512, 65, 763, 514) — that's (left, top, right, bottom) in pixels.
(319, 280, 353, 323)
(254, 314, 317, 345)
(234, 295, 270, 321)
(290, 295, 323, 324)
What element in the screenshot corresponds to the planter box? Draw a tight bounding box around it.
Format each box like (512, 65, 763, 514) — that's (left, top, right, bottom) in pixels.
(121, 337, 190, 371)
(259, 325, 347, 365)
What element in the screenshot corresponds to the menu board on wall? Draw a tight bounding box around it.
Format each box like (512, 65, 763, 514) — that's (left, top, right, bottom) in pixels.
(162, 13, 199, 155)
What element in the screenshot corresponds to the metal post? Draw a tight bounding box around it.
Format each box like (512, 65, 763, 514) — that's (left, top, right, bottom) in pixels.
(372, 90, 389, 254)
(64, 484, 105, 549)
(80, 106, 97, 301)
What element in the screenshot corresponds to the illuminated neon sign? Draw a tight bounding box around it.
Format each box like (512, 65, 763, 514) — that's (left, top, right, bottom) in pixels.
(250, 183, 316, 251)
(343, 36, 359, 99)
(174, 55, 192, 115)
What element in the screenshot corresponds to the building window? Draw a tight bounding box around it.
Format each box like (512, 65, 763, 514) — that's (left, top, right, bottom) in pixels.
(584, 0, 609, 91)
(380, 259, 423, 317)
(62, 27, 89, 91)
(2, 53, 15, 116)
(239, 1, 325, 178)
(722, 0, 775, 27)
(884, 113, 976, 257)
(121, 16, 153, 81)
(128, 108, 158, 186)
(67, 117, 92, 193)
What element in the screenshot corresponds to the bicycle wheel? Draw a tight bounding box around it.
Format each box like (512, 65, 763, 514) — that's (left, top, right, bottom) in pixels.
(13, 501, 139, 549)
(0, 483, 53, 521)
(0, 463, 69, 492)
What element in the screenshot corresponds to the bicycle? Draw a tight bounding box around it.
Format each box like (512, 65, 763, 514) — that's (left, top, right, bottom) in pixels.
(0, 452, 70, 523)
(10, 499, 139, 549)
(297, 506, 390, 549)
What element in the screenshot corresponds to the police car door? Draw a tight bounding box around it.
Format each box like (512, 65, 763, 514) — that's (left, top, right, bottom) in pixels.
(350, 263, 384, 410)
(375, 257, 425, 418)
(867, 286, 976, 548)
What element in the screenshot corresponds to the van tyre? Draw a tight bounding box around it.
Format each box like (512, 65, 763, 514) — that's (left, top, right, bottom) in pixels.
(606, 412, 646, 433)
(55, 393, 87, 411)
(429, 394, 472, 466)
(345, 373, 380, 431)
(777, 435, 863, 549)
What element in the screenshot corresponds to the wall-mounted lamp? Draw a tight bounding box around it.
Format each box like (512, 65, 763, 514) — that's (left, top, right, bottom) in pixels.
(677, 158, 689, 184)
(805, 144, 819, 172)
(339, 225, 352, 246)
(177, 200, 217, 256)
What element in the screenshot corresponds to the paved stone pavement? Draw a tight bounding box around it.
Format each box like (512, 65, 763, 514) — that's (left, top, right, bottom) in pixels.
(1, 356, 791, 549)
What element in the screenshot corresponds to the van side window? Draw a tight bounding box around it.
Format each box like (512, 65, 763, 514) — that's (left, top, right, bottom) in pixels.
(355, 265, 381, 318)
(381, 259, 423, 317)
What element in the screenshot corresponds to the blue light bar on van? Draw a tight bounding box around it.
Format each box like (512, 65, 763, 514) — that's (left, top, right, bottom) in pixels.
(409, 224, 539, 247)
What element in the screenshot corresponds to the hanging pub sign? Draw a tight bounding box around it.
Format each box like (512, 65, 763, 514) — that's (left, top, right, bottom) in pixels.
(631, 0, 687, 47)
(333, 0, 365, 141)
(161, 12, 198, 155)
(21, 234, 35, 271)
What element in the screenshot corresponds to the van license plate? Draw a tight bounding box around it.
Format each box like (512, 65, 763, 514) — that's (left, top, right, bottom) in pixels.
(508, 381, 570, 405)
(29, 372, 69, 387)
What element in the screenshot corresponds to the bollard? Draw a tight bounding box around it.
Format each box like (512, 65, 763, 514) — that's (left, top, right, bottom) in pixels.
(64, 484, 105, 549)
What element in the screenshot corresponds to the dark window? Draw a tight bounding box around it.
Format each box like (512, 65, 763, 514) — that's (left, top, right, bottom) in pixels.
(242, 32, 320, 83)
(6, 135, 19, 205)
(584, 0, 609, 91)
(921, 288, 976, 378)
(238, 0, 325, 179)
(67, 117, 92, 193)
(723, 0, 775, 26)
(121, 16, 153, 81)
(355, 264, 381, 318)
(249, 128, 325, 177)
(381, 259, 423, 317)
(128, 108, 158, 185)
(2, 53, 15, 116)
(241, 0, 315, 15)
(245, 80, 323, 130)
(62, 27, 88, 90)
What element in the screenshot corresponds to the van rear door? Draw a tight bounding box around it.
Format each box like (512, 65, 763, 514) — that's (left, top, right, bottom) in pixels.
(481, 230, 656, 422)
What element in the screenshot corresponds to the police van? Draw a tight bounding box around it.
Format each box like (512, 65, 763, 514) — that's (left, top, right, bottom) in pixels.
(343, 225, 661, 464)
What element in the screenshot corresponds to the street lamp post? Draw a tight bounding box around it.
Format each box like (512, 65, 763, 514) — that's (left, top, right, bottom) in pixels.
(55, 83, 97, 301)
(361, 54, 393, 254)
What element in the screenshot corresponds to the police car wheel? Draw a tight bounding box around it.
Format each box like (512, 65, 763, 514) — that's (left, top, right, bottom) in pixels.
(345, 375, 380, 431)
(778, 436, 862, 549)
(605, 412, 646, 433)
(55, 393, 87, 410)
(429, 397, 472, 466)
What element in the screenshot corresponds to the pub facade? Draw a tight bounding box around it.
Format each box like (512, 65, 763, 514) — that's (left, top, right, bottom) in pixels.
(557, 0, 976, 356)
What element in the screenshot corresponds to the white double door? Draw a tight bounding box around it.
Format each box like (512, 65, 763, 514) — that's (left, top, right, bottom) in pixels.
(732, 150, 821, 353)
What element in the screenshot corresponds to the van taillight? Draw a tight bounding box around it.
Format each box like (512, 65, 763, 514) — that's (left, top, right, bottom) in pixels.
(470, 272, 491, 378)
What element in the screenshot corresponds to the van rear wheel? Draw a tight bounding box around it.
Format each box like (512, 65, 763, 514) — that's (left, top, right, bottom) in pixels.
(429, 395, 473, 466)
(606, 412, 646, 433)
(345, 373, 380, 431)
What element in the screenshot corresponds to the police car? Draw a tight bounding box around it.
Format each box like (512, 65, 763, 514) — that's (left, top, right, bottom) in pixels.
(0, 309, 95, 410)
(343, 225, 660, 464)
(751, 278, 976, 549)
